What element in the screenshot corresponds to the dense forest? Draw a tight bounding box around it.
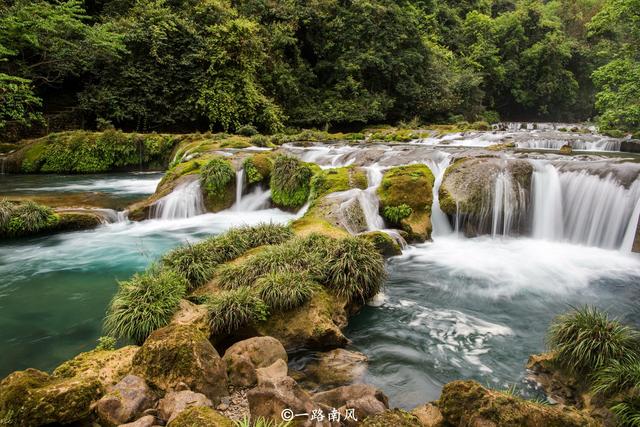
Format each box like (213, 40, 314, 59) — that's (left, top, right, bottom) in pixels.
(0, 0, 638, 137)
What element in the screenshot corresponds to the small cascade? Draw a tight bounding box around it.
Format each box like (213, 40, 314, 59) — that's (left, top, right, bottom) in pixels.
(150, 180, 206, 219)
(232, 169, 246, 211)
(233, 186, 272, 212)
(490, 171, 527, 237)
(424, 153, 452, 237)
(531, 163, 640, 250)
(516, 138, 622, 151)
(360, 165, 386, 231)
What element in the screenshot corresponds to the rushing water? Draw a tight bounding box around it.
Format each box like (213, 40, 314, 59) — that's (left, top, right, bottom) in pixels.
(0, 176, 301, 376)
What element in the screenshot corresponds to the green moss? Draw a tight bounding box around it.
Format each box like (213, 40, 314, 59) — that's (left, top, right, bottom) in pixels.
(168, 406, 234, 427)
(362, 409, 422, 426)
(200, 157, 236, 212)
(0, 200, 60, 238)
(310, 166, 367, 200)
(270, 155, 312, 210)
(382, 204, 412, 225)
(243, 153, 274, 185)
(361, 231, 402, 257)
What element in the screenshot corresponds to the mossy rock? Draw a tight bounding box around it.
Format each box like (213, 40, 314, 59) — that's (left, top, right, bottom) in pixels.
(55, 211, 103, 231)
(310, 167, 367, 200)
(255, 289, 349, 351)
(53, 346, 138, 388)
(378, 164, 434, 242)
(361, 231, 402, 257)
(200, 157, 237, 212)
(132, 324, 228, 403)
(438, 380, 601, 427)
(270, 155, 312, 210)
(362, 409, 423, 426)
(0, 368, 103, 426)
(244, 152, 275, 185)
(167, 406, 234, 427)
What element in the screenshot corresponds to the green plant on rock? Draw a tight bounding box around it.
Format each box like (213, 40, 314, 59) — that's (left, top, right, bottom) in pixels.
(95, 336, 116, 351)
(611, 398, 640, 427)
(1, 200, 59, 236)
(244, 158, 264, 184)
(256, 270, 316, 311)
(0, 199, 14, 231)
(382, 204, 413, 225)
(250, 134, 269, 147)
(161, 242, 218, 291)
(207, 287, 268, 335)
(200, 157, 236, 198)
(592, 360, 640, 396)
(321, 237, 386, 303)
(547, 306, 640, 376)
(270, 155, 312, 209)
(104, 266, 187, 345)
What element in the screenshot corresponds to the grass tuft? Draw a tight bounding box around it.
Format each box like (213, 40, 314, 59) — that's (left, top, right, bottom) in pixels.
(207, 287, 268, 335)
(200, 157, 236, 198)
(591, 360, 640, 396)
(256, 270, 317, 311)
(270, 155, 312, 209)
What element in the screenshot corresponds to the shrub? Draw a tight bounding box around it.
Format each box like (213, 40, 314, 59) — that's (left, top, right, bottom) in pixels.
(237, 124, 258, 137)
(256, 270, 316, 311)
(207, 287, 268, 335)
(200, 157, 236, 197)
(250, 134, 269, 147)
(95, 336, 116, 351)
(382, 204, 412, 225)
(321, 237, 386, 303)
(591, 360, 640, 396)
(270, 155, 312, 209)
(104, 267, 187, 344)
(547, 306, 640, 375)
(161, 242, 218, 291)
(244, 158, 264, 184)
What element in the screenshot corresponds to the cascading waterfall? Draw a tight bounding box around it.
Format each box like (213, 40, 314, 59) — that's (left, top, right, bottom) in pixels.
(233, 169, 246, 211)
(360, 165, 386, 231)
(490, 171, 527, 237)
(424, 153, 452, 237)
(150, 180, 206, 219)
(531, 163, 640, 250)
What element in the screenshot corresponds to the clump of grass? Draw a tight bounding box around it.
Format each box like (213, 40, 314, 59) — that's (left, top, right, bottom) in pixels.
(237, 124, 258, 137)
(207, 287, 268, 335)
(161, 242, 217, 291)
(256, 270, 317, 311)
(611, 399, 640, 427)
(95, 336, 116, 351)
(0, 199, 15, 230)
(223, 223, 294, 248)
(591, 360, 640, 396)
(0, 200, 58, 236)
(270, 155, 312, 209)
(200, 157, 235, 198)
(547, 306, 640, 376)
(250, 134, 270, 147)
(235, 416, 292, 427)
(104, 266, 187, 344)
(321, 236, 386, 303)
(382, 204, 413, 225)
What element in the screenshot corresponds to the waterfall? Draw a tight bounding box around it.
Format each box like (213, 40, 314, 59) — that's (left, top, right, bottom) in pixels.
(424, 153, 452, 237)
(360, 165, 386, 231)
(233, 186, 272, 212)
(531, 163, 640, 250)
(150, 180, 206, 219)
(490, 171, 527, 237)
(232, 169, 245, 211)
(516, 138, 622, 151)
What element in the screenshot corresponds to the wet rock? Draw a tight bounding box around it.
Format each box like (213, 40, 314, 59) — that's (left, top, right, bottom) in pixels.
(438, 380, 601, 426)
(632, 215, 640, 254)
(119, 415, 157, 427)
(411, 403, 444, 427)
(95, 374, 154, 426)
(167, 406, 235, 426)
(158, 390, 213, 424)
(256, 359, 289, 385)
(0, 368, 103, 426)
(223, 336, 287, 387)
(247, 376, 315, 423)
(132, 324, 228, 403)
(526, 353, 580, 406)
(360, 231, 402, 257)
(255, 289, 350, 351)
(559, 144, 573, 155)
(302, 349, 368, 389)
(312, 384, 389, 424)
(52, 346, 139, 389)
(170, 299, 210, 334)
(362, 409, 423, 426)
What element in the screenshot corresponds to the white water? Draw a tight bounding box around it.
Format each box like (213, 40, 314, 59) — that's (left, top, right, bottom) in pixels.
(424, 153, 452, 237)
(232, 169, 245, 211)
(531, 164, 640, 250)
(151, 180, 206, 220)
(490, 171, 527, 238)
(17, 174, 162, 195)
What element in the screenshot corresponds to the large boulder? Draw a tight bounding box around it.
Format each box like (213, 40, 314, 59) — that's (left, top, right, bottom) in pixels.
(301, 349, 368, 390)
(95, 374, 155, 426)
(168, 406, 235, 427)
(222, 336, 288, 387)
(256, 359, 289, 385)
(0, 368, 103, 426)
(247, 376, 315, 423)
(132, 324, 228, 403)
(438, 380, 602, 427)
(158, 390, 213, 424)
(312, 384, 389, 425)
(53, 346, 138, 389)
(255, 289, 350, 350)
(378, 164, 435, 242)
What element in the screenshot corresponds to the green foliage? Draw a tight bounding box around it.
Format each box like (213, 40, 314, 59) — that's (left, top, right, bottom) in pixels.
(199, 157, 235, 198)
(270, 155, 312, 209)
(591, 360, 640, 396)
(237, 125, 258, 137)
(0, 74, 43, 130)
(250, 134, 270, 147)
(611, 399, 640, 427)
(104, 266, 187, 345)
(234, 416, 291, 427)
(244, 158, 264, 184)
(547, 306, 640, 375)
(593, 59, 640, 132)
(256, 271, 316, 311)
(95, 336, 116, 351)
(206, 287, 268, 335)
(383, 204, 413, 225)
(0, 200, 59, 237)
(161, 243, 217, 291)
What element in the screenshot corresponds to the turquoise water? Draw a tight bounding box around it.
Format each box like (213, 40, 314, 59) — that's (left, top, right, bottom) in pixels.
(347, 236, 640, 408)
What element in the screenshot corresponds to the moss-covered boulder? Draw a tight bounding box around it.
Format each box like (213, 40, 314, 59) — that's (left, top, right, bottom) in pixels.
(132, 324, 228, 403)
(53, 345, 138, 388)
(167, 406, 234, 427)
(244, 152, 275, 185)
(362, 409, 423, 426)
(55, 210, 103, 231)
(439, 158, 532, 236)
(255, 289, 350, 350)
(438, 380, 602, 427)
(0, 368, 103, 426)
(222, 336, 288, 387)
(0, 200, 60, 239)
(378, 165, 434, 242)
(270, 155, 312, 210)
(361, 231, 402, 257)
(200, 157, 236, 212)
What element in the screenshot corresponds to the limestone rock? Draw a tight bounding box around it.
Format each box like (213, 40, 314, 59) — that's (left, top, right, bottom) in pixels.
(362, 409, 424, 426)
(559, 144, 573, 155)
(312, 384, 389, 424)
(170, 299, 210, 334)
(223, 336, 288, 387)
(167, 406, 235, 427)
(132, 324, 228, 403)
(412, 403, 444, 427)
(256, 359, 289, 386)
(0, 368, 103, 426)
(256, 289, 349, 351)
(95, 374, 154, 426)
(53, 346, 138, 388)
(302, 349, 368, 389)
(158, 390, 213, 424)
(247, 375, 315, 423)
(438, 380, 602, 427)
(360, 231, 402, 257)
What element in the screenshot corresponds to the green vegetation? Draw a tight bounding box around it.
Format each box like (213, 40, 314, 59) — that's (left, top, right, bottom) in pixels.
(4, 0, 637, 138)
(207, 287, 269, 336)
(94, 336, 116, 351)
(0, 199, 59, 237)
(270, 155, 312, 210)
(383, 204, 413, 225)
(256, 271, 316, 311)
(243, 153, 274, 184)
(161, 243, 217, 291)
(235, 416, 291, 427)
(103, 266, 187, 344)
(199, 157, 236, 198)
(19, 130, 179, 173)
